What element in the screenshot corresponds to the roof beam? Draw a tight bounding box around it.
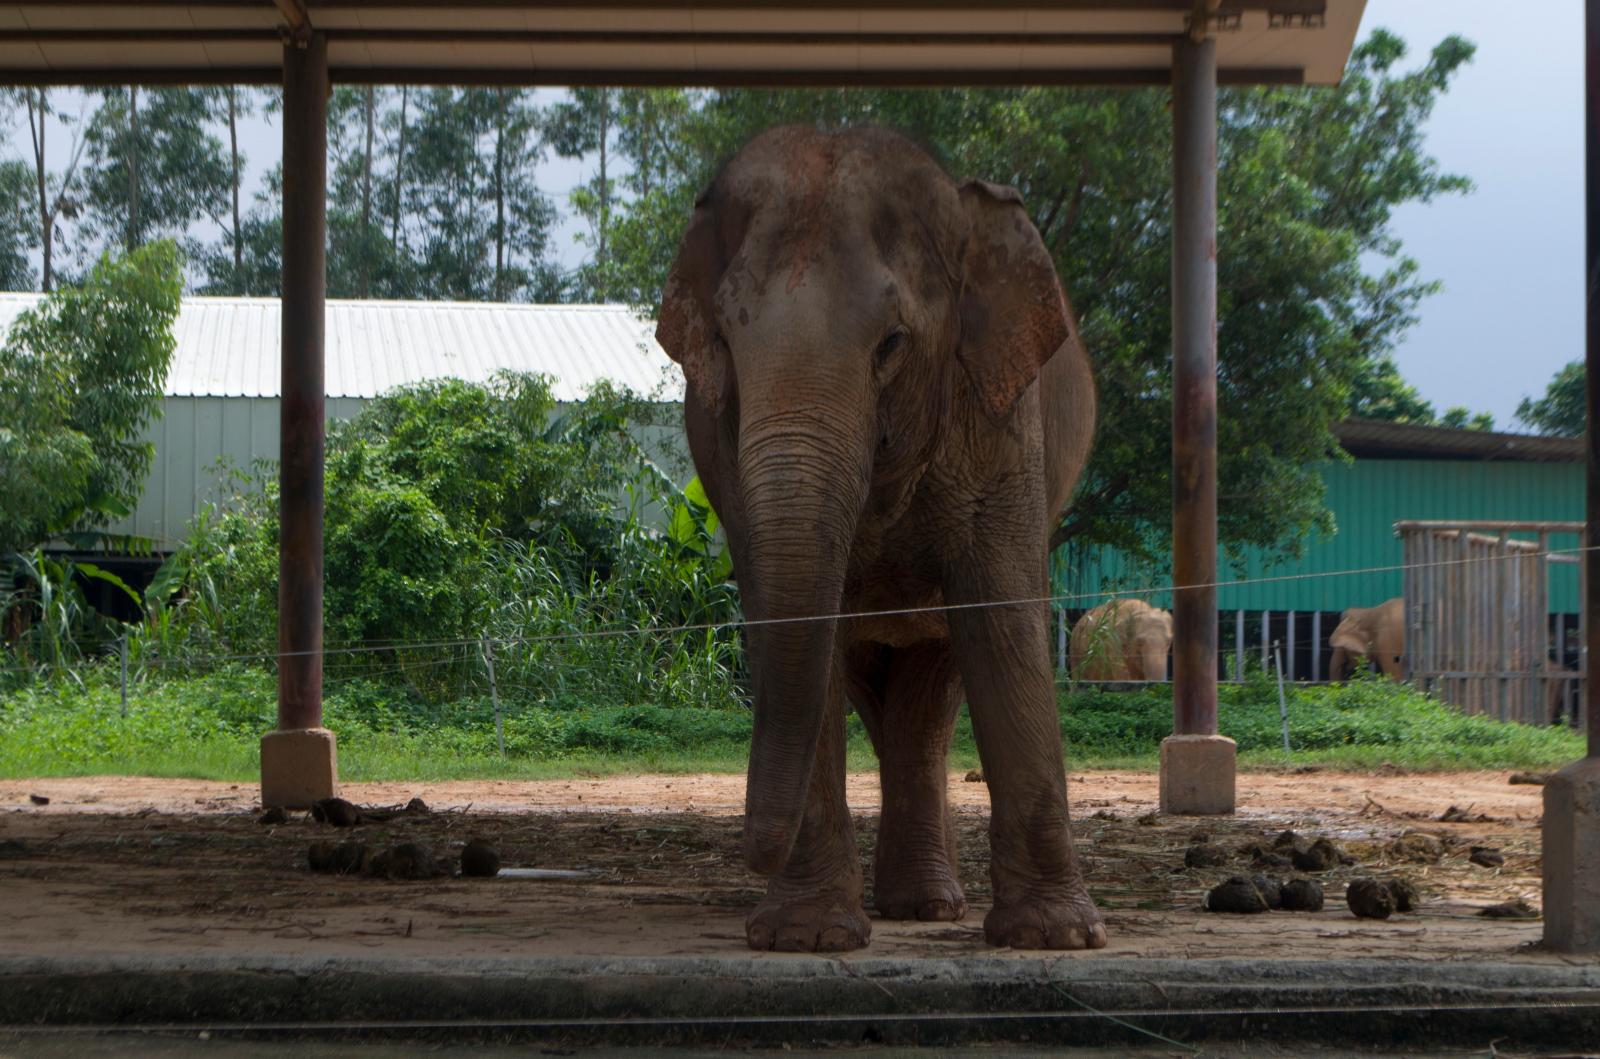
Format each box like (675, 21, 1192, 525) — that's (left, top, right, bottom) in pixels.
(0, 65, 1305, 88)
(274, 0, 312, 45)
(0, 28, 1186, 46)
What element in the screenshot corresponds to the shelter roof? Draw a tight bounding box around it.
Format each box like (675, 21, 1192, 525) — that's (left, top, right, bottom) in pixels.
(1335, 418, 1583, 465)
(0, 293, 681, 401)
(0, 1, 1364, 86)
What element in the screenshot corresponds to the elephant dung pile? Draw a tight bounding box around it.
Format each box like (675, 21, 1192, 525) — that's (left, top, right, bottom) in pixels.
(1191, 828, 1423, 921)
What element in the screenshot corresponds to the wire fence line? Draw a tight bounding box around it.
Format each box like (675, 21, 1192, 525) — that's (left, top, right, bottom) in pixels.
(4, 542, 1594, 675)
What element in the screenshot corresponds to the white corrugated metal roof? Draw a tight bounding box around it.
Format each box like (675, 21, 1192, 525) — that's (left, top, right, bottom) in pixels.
(0, 294, 683, 402)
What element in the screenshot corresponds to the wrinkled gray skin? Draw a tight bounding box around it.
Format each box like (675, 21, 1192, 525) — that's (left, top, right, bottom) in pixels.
(657, 126, 1100, 953)
(1069, 599, 1173, 682)
(1329, 597, 1406, 682)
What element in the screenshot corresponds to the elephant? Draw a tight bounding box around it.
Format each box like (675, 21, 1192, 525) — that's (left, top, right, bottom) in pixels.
(656, 125, 1100, 953)
(1069, 599, 1173, 682)
(1328, 597, 1406, 681)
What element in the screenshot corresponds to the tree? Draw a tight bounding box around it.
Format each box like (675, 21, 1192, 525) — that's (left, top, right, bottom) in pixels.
(1516, 360, 1584, 437)
(548, 88, 622, 300)
(13, 88, 90, 292)
(400, 87, 559, 301)
(0, 241, 182, 556)
(79, 88, 229, 265)
(598, 31, 1476, 565)
(0, 158, 37, 290)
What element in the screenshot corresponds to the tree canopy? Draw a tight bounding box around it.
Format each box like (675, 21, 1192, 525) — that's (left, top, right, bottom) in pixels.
(0, 240, 181, 556)
(1516, 360, 1584, 438)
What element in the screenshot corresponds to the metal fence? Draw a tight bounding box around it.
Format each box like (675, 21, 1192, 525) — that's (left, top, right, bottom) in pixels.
(1399, 520, 1586, 728)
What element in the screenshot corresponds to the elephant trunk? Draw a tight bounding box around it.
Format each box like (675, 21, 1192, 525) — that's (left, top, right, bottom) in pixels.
(736, 411, 870, 875)
(1329, 647, 1349, 681)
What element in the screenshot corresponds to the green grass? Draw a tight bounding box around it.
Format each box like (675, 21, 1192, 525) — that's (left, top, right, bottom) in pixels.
(0, 665, 1585, 782)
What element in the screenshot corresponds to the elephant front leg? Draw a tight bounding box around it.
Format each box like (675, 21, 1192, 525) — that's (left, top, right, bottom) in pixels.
(947, 580, 1106, 951)
(870, 643, 967, 922)
(745, 684, 870, 953)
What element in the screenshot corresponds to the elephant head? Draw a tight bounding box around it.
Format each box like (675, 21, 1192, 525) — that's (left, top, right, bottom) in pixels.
(1070, 599, 1171, 681)
(656, 126, 1072, 874)
(1125, 606, 1174, 681)
(1328, 597, 1406, 681)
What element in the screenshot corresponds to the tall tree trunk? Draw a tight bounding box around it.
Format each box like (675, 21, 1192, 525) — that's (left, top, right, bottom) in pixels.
(596, 88, 609, 300)
(27, 89, 50, 292)
(389, 85, 408, 248)
(227, 87, 242, 291)
(126, 85, 141, 253)
(360, 85, 374, 298)
(493, 89, 506, 301)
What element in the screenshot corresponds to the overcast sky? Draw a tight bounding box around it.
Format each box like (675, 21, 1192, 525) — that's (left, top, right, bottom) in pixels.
(1355, 1, 1582, 426)
(3, 2, 1578, 428)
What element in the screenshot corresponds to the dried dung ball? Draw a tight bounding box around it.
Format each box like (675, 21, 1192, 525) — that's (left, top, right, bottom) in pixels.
(1250, 873, 1283, 910)
(1272, 829, 1301, 850)
(1386, 877, 1419, 913)
(404, 797, 431, 814)
(366, 842, 441, 880)
(257, 806, 288, 826)
(1206, 876, 1270, 914)
(1389, 832, 1445, 863)
(1479, 898, 1538, 919)
(1468, 846, 1505, 868)
(1252, 850, 1294, 871)
(1346, 877, 1396, 920)
(963, 769, 984, 783)
(461, 839, 500, 878)
(1292, 837, 1343, 873)
(1184, 843, 1229, 869)
(309, 840, 367, 875)
(1279, 878, 1325, 912)
(311, 797, 362, 827)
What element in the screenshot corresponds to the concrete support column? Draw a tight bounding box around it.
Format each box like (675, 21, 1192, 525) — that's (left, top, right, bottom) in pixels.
(261, 32, 336, 809)
(1541, 0, 1600, 953)
(1160, 34, 1235, 815)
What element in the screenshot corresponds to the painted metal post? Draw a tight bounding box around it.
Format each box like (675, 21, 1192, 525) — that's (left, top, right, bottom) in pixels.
(1159, 33, 1234, 815)
(260, 31, 337, 808)
(277, 32, 327, 733)
(1542, 0, 1600, 951)
(119, 633, 128, 718)
(1170, 34, 1219, 736)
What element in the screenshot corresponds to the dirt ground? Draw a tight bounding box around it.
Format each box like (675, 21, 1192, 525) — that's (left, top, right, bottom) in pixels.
(0, 770, 1572, 964)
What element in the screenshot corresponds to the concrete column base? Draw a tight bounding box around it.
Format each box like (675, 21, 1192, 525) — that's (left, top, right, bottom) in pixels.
(1542, 756, 1600, 952)
(1159, 734, 1236, 815)
(260, 727, 338, 809)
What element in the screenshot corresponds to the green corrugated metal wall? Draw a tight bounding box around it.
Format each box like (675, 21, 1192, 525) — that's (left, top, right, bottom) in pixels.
(1055, 460, 1584, 614)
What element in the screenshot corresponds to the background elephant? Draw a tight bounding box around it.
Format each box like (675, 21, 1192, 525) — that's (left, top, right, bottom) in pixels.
(657, 125, 1100, 953)
(1069, 599, 1173, 681)
(1328, 597, 1406, 681)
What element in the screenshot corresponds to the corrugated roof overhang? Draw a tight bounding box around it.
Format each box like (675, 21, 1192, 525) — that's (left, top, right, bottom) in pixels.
(1336, 419, 1584, 465)
(0, 1, 1363, 87)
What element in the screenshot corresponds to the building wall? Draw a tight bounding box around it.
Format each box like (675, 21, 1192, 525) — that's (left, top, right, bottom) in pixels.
(1055, 459, 1584, 614)
(111, 396, 694, 549)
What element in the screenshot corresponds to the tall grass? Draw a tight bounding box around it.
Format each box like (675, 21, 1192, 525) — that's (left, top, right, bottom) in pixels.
(0, 665, 1582, 782)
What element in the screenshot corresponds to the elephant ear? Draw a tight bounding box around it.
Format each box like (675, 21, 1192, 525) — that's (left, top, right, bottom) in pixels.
(657, 205, 730, 417)
(956, 179, 1071, 421)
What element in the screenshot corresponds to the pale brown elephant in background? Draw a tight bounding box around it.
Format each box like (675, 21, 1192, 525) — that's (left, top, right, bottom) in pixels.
(1069, 599, 1173, 681)
(657, 126, 1100, 953)
(1329, 597, 1406, 681)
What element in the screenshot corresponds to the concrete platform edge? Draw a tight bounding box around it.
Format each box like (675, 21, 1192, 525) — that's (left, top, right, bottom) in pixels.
(2, 954, 1598, 1046)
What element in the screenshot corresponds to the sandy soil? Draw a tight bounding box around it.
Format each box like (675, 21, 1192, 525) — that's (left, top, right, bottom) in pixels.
(0, 770, 1569, 965)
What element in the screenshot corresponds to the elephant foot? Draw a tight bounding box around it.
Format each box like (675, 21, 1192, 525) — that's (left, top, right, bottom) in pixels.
(746, 890, 871, 953)
(984, 887, 1107, 950)
(873, 866, 968, 922)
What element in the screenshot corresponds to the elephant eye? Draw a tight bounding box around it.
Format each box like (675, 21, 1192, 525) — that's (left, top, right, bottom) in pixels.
(874, 329, 908, 367)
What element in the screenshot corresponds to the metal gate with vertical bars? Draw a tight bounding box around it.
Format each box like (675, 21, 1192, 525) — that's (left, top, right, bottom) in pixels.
(1398, 520, 1586, 727)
